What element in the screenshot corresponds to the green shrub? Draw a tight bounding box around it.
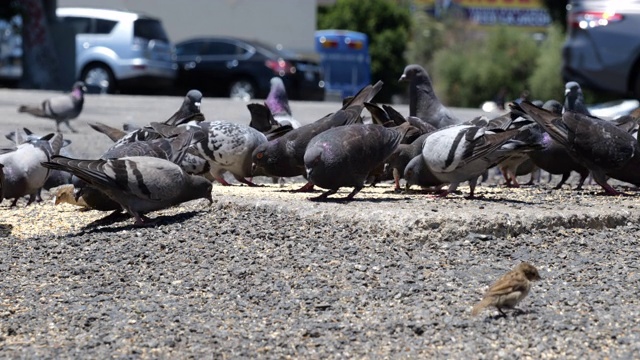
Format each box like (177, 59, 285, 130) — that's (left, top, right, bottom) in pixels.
(433, 26, 540, 107)
(527, 25, 564, 103)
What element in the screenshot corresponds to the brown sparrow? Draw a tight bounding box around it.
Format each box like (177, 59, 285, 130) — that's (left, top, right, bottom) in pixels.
(471, 262, 542, 316)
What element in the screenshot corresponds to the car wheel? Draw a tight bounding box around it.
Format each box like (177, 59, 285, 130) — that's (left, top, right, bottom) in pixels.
(81, 64, 115, 94)
(229, 78, 256, 101)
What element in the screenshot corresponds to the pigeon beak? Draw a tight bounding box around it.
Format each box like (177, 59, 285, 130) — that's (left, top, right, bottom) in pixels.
(73, 188, 83, 202)
(194, 101, 201, 111)
(206, 193, 213, 205)
(306, 167, 313, 178)
(398, 74, 407, 82)
(564, 88, 570, 96)
(251, 163, 258, 176)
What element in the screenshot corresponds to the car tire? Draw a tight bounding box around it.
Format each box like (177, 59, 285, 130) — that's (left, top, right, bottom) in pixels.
(229, 78, 256, 101)
(81, 63, 116, 94)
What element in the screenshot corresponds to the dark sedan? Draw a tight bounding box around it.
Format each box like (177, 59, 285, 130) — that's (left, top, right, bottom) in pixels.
(174, 36, 325, 101)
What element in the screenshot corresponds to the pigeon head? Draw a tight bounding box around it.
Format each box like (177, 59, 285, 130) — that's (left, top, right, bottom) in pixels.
(251, 140, 278, 175)
(564, 81, 582, 97)
(187, 175, 213, 204)
(399, 64, 432, 85)
(517, 262, 542, 281)
(186, 89, 203, 113)
(542, 99, 563, 115)
(303, 144, 325, 179)
(71, 81, 87, 98)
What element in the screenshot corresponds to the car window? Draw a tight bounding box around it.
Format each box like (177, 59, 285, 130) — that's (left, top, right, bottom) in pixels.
(204, 41, 240, 56)
(60, 16, 92, 34)
(176, 41, 202, 56)
(133, 19, 169, 42)
(95, 19, 117, 34)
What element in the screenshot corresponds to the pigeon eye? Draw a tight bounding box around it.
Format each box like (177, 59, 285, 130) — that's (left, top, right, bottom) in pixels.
(256, 152, 264, 160)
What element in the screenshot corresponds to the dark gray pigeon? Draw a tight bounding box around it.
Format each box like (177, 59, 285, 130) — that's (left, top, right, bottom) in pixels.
(563, 81, 591, 115)
(519, 101, 640, 195)
(421, 124, 541, 198)
(165, 89, 205, 126)
(18, 81, 87, 133)
(42, 155, 213, 225)
(384, 133, 430, 191)
(399, 64, 461, 129)
(304, 124, 402, 201)
(247, 103, 294, 140)
(0, 133, 63, 206)
(403, 154, 445, 191)
(194, 121, 268, 186)
(522, 100, 590, 190)
(265, 77, 301, 128)
(252, 81, 383, 189)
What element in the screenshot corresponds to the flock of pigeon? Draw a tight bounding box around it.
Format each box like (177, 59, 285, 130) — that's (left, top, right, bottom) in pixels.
(2, 64, 640, 231)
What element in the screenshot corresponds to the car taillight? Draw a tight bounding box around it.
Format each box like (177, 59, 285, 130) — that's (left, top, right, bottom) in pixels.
(569, 11, 624, 29)
(265, 59, 296, 76)
(319, 36, 339, 49)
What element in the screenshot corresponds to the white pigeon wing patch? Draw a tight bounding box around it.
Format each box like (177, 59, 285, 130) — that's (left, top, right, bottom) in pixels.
(423, 125, 473, 173)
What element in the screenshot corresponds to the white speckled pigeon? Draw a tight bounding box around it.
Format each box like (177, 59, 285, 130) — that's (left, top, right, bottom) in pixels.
(18, 81, 86, 133)
(42, 155, 213, 225)
(194, 121, 268, 186)
(304, 123, 402, 201)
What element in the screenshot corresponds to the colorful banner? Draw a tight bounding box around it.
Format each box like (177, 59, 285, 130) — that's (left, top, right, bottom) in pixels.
(414, 0, 552, 28)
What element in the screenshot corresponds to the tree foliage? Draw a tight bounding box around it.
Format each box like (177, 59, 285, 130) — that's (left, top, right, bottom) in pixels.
(527, 24, 564, 103)
(318, 0, 411, 102)
(433, 26, 539, 108)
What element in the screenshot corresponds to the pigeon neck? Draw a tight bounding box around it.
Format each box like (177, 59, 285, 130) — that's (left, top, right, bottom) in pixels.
(71, 88, 83, 100)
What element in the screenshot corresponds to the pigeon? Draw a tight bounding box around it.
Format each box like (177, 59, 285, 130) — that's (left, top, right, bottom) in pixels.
(252, 81, 383, 187)
(399, 64, 461, 129)
(41, 155, 213, 225)
(107, 89, 205, 150)
(421, 124, 542, 198)
(101, 129, 197, 166)
(5, 127, 74, 194)
(17, 81, 87, 133)
(563, 81, 591, 115)
(364, 102, 424, 144)
(304, 124, 402, 201)
(403, 154, 444, 191)
(0, 133, 63, 206)
(165, 89, 205, 126)
(265, 77, 301, 128)
(384, 133, 430, 191)
(519, 101, 640, 195)
(194, 121, 268, 186)
(471, 262, 542, 317)
(247, 103, 294, 140)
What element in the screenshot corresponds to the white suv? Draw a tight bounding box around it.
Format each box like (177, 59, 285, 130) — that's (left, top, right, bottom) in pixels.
(57, 7, 177, 93)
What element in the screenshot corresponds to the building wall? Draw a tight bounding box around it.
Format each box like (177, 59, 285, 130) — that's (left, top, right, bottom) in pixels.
(58, 0, 318, 54)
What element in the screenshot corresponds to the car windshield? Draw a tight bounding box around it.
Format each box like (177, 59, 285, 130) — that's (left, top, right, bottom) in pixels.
(133, 19, 169, 42)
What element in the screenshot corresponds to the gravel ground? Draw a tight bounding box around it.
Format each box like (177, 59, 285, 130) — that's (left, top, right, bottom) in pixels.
(1, 90, 640, 358)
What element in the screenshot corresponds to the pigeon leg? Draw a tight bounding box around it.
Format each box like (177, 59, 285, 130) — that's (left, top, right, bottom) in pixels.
(393, 169, 401, 192)
(466, 177, 479, 199)
(292, 182, 315, 192)
(65, 120, 78, 133)
(213, 176, 232, 186)
(497, 307, 507, 317)
(233, 175, 260, 187)
(26, 193, 37, 206)
(574, 171, 589, 190)
(309, 189, 337, 201)
(553, 172, 570, 190)
(9, 198, 19, 207)
(344, 186, 363, 201)
(591, 171, 623, 195)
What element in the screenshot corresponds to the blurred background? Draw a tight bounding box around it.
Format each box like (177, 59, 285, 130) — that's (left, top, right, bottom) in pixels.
(0, 0, 636, 109)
